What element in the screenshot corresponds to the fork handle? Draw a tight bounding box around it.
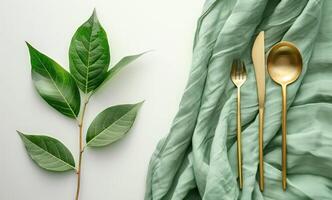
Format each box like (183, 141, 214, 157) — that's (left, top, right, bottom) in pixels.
(237, 87, 243, 189)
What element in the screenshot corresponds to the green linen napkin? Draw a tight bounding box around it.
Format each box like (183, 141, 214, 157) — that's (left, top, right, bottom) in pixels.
(145, 0, 332, 199)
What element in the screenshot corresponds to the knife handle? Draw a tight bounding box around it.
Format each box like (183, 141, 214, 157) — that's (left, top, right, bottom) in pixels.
(259, 107, 264, 191)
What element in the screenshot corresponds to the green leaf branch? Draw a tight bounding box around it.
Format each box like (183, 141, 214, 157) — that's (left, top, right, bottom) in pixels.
(18, 9, 146, 200)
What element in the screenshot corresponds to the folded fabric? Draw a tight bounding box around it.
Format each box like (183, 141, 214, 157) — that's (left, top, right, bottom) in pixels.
(145, 0, 332, 199)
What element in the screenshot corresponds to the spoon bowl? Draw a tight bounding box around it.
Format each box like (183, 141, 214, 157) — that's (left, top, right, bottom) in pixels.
(267, 42, 302, 86)
(267, 41, 302, 191)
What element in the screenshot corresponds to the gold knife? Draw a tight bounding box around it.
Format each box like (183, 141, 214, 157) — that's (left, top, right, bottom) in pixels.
(252, 31, 266, 192)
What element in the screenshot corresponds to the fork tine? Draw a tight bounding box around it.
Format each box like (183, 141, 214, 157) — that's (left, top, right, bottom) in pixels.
(242, 61, 247, 78)
(234, 59, 238, 78)
(231, 60, 237, 77)
(237, 59, 241, 79)
(240, 61, 244, 79)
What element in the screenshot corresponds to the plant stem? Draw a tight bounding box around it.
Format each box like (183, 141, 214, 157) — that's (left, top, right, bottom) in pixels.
(75, 98, 89, 200)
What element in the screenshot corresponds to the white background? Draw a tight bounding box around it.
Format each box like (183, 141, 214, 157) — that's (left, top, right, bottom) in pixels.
(0, 0, 204, 199)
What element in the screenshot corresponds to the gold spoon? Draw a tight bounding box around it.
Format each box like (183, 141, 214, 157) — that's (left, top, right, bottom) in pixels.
(267, 41, 302, 191)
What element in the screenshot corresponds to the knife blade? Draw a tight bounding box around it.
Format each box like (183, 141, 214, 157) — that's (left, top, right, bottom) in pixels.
(252, 31, 266, 106)
(252, 31, 266, 192)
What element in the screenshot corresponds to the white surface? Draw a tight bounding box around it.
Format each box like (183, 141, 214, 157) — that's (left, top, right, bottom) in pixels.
(0, 0, 204, 199)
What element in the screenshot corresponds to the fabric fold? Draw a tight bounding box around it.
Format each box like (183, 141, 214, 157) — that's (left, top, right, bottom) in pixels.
(145, 0, 332, 199)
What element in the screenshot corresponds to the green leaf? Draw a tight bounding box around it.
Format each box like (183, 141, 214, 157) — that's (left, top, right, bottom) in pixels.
(86, 102, 143, 147)
(17, 131, 76, 172)
(26, 43, 81, 118)
(93, 51, 148, 94)
(69, 9, 110, 93)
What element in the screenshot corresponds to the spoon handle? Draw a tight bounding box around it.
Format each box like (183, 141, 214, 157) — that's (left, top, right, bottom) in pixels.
(237, 87, 243, 189)
(282, 85, 287, 190)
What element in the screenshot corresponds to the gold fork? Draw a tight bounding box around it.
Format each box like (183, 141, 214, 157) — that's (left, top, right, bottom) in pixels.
(231, 59, 247, 189)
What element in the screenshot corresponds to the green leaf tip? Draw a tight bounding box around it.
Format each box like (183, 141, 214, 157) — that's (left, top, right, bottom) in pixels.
(137, 100, 145, 107)
(25, 42, 36, 54)
(92, 8, 97, 16)
(140, 50, 154, 55)
(89, 8, 99, 23)
(17, 130, 24, 138)
(25, 41, 31, 48)
(92, 52, 149, 94)
(25, 42, 44, 55)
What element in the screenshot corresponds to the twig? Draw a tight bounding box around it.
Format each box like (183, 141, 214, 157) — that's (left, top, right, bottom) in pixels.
(75, 98, 89, 200)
